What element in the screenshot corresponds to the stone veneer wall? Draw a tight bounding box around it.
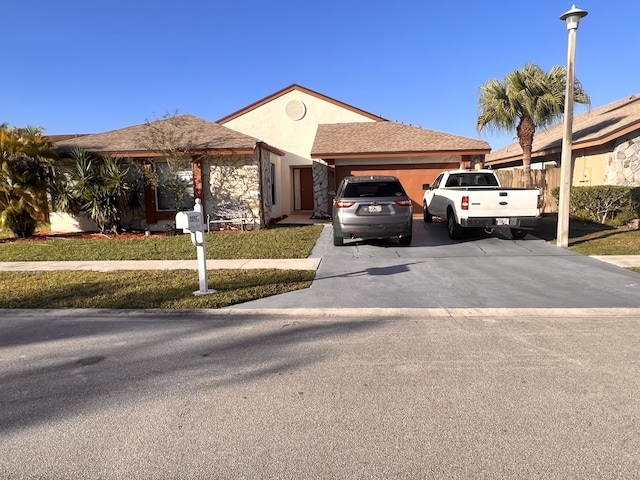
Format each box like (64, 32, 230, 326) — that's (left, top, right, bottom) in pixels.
(205, 153, 262, 227)
(312, 159, 330, 218)
(604, 134, 640, 186)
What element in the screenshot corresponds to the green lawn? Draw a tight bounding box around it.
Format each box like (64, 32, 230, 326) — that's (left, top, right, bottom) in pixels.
(0, 225, 323, 309)
(0, 225, 324, 261)
(531, 214, 640, 255)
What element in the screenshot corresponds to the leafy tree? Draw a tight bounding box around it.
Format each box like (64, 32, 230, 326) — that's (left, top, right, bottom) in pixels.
(50, 148, 139, 233)
(0, 125, 56, 237)
(477, 63, 590, 188)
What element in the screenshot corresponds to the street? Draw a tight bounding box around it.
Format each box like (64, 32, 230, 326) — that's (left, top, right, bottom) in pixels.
(1, 308, 639, 479)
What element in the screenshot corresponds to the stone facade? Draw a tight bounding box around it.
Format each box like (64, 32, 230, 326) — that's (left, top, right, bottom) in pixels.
(605, 134, 640, 186)
(204, 153, 262, 226)
(312, 159, 330, 218)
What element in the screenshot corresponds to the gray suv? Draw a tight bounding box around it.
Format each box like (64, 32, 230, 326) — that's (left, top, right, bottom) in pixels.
(331, 175, 413, 246)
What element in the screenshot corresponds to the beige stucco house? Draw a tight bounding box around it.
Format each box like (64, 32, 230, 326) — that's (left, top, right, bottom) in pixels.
(486, 94, 640, 187)
(52, 84, 490, 232)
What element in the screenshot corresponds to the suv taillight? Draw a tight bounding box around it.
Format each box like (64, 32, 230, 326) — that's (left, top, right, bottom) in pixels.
(335, 200, 356, 208)
(461, 196, 469, 210)
(394, 199, 412, 207)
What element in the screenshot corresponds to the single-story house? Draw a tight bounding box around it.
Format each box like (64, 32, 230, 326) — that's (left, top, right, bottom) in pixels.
(485, 93, 640, 187)
(52, 84, 490, 232)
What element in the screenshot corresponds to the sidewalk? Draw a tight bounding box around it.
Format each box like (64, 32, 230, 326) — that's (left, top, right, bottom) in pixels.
(0, 256, 638, 271)
(0, 259, 321, 272)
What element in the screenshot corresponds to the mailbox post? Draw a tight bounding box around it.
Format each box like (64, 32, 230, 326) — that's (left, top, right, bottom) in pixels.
(175, 199, 216, 296)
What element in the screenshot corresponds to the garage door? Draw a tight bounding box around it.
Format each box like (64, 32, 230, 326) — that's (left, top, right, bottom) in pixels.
(335, 163, 459, 213)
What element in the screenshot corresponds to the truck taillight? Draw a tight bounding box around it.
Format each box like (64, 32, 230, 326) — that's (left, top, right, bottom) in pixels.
(461, 196, 469, 210)
(335, 200, 355, 208)
(537, 195, 543, 209)
(394, 199, 412, 207)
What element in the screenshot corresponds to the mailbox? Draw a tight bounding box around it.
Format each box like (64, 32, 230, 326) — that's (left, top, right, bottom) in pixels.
(175, 210, 204, 232)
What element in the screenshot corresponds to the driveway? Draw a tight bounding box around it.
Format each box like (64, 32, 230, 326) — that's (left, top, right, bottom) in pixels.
(232, 219, 640, 310)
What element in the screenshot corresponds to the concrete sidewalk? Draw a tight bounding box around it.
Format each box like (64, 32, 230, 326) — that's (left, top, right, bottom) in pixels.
(0, 256, 639, 271)
(0, 259, 321, 272)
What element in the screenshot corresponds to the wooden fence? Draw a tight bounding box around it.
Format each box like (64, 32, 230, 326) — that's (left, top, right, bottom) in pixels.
(495, 168, 561, 213)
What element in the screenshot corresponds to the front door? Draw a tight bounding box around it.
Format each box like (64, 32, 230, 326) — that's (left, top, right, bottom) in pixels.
(293, 167, 314, 211)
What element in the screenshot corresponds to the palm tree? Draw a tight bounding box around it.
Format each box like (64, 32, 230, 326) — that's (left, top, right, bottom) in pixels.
(50, 148, 140, 233)
(477, 62, 590, 188)
(0, 125, 56, 237)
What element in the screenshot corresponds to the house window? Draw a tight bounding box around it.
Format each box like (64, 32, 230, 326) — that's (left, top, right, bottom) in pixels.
(271, 163, 276, 205)
(155, 161, 194, 211)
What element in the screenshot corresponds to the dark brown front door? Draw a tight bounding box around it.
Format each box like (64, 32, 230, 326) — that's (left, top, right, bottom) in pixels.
(294, 167, 314, 211)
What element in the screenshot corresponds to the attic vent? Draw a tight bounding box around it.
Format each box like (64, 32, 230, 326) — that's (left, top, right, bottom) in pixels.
(285, 100, 306, 121)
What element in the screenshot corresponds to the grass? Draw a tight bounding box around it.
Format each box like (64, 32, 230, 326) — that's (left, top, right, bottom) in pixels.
(0, 224, 324, 309)
(0, 225, 324, 261)
(0, 269, 315, 309)
(531, 214, 640, 255)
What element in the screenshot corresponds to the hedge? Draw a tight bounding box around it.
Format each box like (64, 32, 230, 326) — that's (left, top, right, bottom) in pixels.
(551, 185, 640, 226)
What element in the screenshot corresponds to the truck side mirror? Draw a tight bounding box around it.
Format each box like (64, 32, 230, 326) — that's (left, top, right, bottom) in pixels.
(422, 183, 430, 190)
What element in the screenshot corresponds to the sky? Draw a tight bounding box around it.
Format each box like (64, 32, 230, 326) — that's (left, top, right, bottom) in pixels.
(3, 0, 637, 151)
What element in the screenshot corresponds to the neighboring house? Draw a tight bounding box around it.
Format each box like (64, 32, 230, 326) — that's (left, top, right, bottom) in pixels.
(486, 94, 640, 187)
(51, 84, 491, 232)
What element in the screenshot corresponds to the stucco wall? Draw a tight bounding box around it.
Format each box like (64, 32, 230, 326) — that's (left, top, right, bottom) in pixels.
(221, 89, 377, 215)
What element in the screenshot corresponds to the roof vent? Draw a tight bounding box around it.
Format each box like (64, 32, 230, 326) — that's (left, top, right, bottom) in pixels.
(285, 100, 306, 121)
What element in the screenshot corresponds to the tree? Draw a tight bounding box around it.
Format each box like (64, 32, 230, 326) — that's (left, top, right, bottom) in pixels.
(136, 111, 197, 212)
(477, 63, 590, 188)
(50, 148, 140, 234)
(0, 125, 56, 237)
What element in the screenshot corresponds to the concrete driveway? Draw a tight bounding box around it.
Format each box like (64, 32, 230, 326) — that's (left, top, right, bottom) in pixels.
(232, 219, 640, 310)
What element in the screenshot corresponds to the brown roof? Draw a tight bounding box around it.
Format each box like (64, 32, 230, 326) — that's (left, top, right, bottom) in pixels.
(486, 94, 640, 166)
(54, 114, 272, 156)
(311, 122, 491, 158)
(218, 84, 385, 124)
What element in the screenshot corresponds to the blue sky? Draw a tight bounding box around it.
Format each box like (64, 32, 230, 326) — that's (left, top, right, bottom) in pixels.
(3, 0, 636, 150)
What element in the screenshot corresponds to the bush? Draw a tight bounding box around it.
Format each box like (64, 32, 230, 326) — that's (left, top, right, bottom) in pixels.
(552, 185, 640, 225)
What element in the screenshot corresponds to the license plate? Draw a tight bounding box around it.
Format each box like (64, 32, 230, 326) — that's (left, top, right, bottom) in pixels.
(496, 217, 509, 225)
(368, 205, 382, 213)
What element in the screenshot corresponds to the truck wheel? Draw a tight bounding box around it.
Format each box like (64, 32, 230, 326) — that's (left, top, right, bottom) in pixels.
(333, 232, 344, 246)
(510, 228, 527, 240)
(423, 204, 432, 223)
(447, 211, 463, 240)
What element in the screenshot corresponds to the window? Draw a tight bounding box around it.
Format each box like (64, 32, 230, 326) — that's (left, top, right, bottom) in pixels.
(155, 161, 194, 211)
(271, 163, 276, 205)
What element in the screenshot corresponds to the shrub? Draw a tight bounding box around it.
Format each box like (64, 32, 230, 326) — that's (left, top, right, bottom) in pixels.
(552, 185, 640, 225)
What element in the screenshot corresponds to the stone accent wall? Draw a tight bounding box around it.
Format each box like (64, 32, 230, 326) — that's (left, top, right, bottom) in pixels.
(312, 159, 330, 218)
(605, 135, 640, 186)
(204, 153, 262, 226)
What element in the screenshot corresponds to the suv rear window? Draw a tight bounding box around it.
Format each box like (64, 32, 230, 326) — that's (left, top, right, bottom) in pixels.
(343, 181, 406, 198)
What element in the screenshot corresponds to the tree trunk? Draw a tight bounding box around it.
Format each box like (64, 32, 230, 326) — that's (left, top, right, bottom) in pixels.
(517, 117, 536, 189)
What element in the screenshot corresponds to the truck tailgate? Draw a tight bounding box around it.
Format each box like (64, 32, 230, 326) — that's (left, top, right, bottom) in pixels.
(466, 189, 540, 217)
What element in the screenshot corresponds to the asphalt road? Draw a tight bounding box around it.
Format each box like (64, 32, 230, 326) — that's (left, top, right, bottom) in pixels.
(1, 309, 639, 479)
(232, 220, 640, 310)
(2, 221, 640, 479)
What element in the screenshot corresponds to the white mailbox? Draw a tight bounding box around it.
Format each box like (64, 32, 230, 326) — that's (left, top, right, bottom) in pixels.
(175, 210, 204, 232)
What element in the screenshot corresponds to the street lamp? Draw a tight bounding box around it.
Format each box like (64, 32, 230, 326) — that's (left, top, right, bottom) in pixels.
(557, 4, 588, 248)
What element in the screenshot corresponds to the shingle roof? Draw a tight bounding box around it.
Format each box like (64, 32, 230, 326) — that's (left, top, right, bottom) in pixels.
(486, 94, 640, 165)
(311, 122, 490, 158)
(54, 114, 264, 156)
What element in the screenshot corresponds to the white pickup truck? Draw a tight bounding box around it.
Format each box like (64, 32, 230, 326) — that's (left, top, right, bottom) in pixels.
(422, 169, 542, 239)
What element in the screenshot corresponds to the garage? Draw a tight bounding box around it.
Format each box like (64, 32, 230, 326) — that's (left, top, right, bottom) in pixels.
(335, 162, 460, 213)
(313, 122, 491, 215)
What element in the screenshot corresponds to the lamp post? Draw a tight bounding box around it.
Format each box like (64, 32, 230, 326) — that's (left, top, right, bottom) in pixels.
(557, 4, 588, 248)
